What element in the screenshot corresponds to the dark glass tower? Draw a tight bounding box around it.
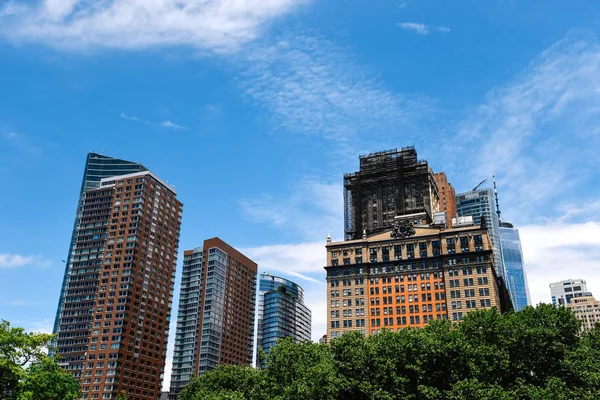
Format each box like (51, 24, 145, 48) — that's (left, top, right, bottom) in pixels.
(456, 188, 505, 280)
(256, 273, 311, 367)
(52, 153, 147, 338)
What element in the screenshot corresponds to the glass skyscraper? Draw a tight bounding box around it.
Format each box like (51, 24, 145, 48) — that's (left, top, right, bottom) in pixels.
(456, 188, 505, 280)
(256, 273, 311, 367)
(499, 224, 531, 311)
(53, 152, 147, 337)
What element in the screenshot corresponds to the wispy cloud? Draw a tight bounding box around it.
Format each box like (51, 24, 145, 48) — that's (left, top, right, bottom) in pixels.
(27, 319, 54, 334)
(1, 131, 43, 155)
(0, 253, 51, 269)
(240, 178, 343, 242)
(397, 22, 450, 35)
(241, 241, 325, 276)
(447, 32, 600, 223)
(241, 241, 327, 339)
(235, 35, 431, 146)
(0, 0, 307, 52)
(120, 113, 188, 130)
(555, 201, 600, 223)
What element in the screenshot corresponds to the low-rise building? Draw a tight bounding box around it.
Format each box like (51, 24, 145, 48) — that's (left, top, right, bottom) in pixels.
(567, 295, 600, 333)
(550, 279, 589, 306)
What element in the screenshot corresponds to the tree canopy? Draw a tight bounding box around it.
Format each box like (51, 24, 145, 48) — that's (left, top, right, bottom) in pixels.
(0, 320, 80, 400)
(178, 304, 600, 400)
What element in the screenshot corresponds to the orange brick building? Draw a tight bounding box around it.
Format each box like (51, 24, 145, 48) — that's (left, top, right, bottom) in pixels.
(434, 172, 457, 227)
(325, 215, 507, 340)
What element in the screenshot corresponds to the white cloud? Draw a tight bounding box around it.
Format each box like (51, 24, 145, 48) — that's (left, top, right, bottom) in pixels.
(235, 35, 431, 145)
(241, 241, 327, 341)
(397, 22, 450, 35)
(0, 253, 51, 268)
(25, 318, 54, 334)
(1, 131, 43, 155)
(520, 220, 600, 306)
(241, 241, 326, 276)
(450, 33, 600, 222)
(555, 201, 600, 223)
(0, 0, 307, 51)
(121, 113, 188, 130)
(240, 179, 343, 242)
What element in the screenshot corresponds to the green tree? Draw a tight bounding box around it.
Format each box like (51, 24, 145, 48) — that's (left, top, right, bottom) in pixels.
(178, 365, 263, 400)
(0, 320, 80, 400)
(177, 305, 600, 400)
(262, 338, 340, 400)
(18, 357, 80, 400)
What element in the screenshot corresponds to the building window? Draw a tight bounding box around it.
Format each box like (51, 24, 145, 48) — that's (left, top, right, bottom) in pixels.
(460, 237, 469, 252)
(474, 235, 483, 251)
(446, 238, 456, 254)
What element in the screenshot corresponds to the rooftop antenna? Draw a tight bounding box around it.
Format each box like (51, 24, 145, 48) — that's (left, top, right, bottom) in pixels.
(493, 174, 501, 222)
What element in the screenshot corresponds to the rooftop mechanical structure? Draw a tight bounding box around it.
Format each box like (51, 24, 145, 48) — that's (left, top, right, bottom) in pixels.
(344, 146, 440, 240)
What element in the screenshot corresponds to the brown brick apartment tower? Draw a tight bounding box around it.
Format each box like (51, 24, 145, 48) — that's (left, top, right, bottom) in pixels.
(169, 238, 258, 397)
(53, 168, 183, 400)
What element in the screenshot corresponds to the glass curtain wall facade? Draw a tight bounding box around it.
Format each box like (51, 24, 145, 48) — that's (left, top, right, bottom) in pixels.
(499, 225, 531, 311)
(169, 248, 204, 394)
(256, 273, 311, 367)
(170, 239, 258, 397)
(53, 152, 147, 341)
(456, 188, 505, 280)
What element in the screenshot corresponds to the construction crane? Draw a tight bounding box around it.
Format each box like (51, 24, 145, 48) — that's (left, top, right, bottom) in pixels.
(472, 178, 487, 192)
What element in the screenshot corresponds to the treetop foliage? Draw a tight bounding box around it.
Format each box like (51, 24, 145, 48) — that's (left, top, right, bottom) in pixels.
(179, 305, 600, 400)
(0, 320, 80, 400)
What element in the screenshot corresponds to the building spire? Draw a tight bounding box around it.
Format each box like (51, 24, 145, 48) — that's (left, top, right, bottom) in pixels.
(493, 174, 501, 222)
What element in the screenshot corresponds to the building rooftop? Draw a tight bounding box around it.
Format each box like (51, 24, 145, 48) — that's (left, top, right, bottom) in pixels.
(100, 170, 177, 195)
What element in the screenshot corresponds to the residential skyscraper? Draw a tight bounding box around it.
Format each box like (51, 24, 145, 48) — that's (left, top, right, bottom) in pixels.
(256, 273, 311, 367)
(433, 172, 457, 227)
(456, 188, 505, 280)
(169, 239, 257, 396)
(53, 168, 183, 400)
(344, 147, 440, 240)
(550, 279, 590, 306)
(326, 214, 511, 341)
(53, 152, 147, 337)
(499, 222, 531, 311)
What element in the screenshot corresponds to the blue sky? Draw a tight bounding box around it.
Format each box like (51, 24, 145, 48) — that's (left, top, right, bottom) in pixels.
(2, 0, 600, 385)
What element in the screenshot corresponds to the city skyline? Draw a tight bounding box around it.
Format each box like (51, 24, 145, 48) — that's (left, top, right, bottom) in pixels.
(2, 0, 600, 391)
